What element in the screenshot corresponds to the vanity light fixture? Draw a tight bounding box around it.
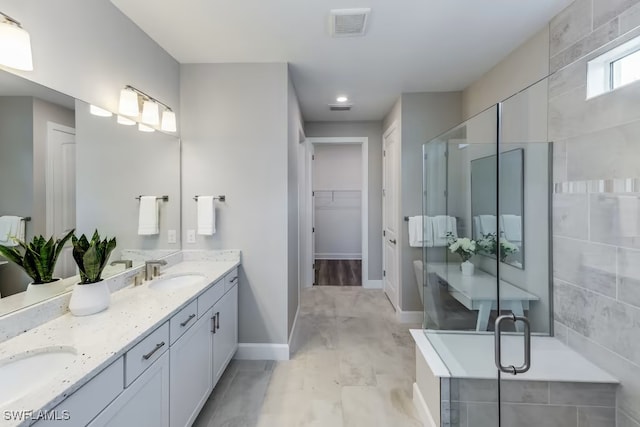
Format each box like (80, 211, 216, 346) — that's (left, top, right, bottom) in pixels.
(117, 115, 136, 126)
(0, 11, 33, 71)
(118, 87, 139, 117)
(119, 85, 176, 132)
(138, 123, 155, 133)
(161, 109, 177, 132)
(89, 105, 113, 117)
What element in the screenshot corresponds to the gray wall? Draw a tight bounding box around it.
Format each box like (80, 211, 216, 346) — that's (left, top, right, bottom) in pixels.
(287, 75, 302, 338)
(75, 100, 181, 259)
(0, 97, 34, 297)
(180, 63, 292, 345)
(1, 0, 179, 120)
(549, 1, 640, 425)
(384, 93, 463, 312)
(304, 121, 384, 281)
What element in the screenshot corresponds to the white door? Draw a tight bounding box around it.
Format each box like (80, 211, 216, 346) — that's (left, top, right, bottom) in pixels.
(46, 123, 76, 279)
(383, 124, 400, 310)
(310, 143, 316, 285)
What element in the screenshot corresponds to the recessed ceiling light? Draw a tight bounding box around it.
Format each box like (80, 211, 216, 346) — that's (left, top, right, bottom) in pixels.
(336, 96, 348, 103)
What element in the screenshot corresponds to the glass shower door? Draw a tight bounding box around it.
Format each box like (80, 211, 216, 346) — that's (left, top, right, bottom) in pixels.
(496, 78, 552, 425)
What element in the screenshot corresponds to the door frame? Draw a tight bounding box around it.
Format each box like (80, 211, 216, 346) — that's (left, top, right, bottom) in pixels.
(302, 137, 370, 288)
(46, 122, 76, 236)
(382, 121, 401, 310)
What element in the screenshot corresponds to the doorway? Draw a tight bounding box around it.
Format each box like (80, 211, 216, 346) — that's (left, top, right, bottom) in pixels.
(46, 122, 76, 278)
(302, 137, 369, 288)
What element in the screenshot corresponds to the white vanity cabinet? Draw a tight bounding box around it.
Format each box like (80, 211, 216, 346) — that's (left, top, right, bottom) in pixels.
(169, 307, 214, 427)
(212, 280, 238, 385)
(88, 352, 170, 427)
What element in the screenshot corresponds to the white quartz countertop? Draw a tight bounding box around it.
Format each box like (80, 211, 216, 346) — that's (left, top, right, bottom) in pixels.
(0, 258, 240, 427)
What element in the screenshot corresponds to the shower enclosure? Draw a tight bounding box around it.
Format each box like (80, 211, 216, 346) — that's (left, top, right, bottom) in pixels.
(415, 79, 618, 426)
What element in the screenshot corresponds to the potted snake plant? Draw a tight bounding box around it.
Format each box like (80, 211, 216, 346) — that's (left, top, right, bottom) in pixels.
(68, 230, 117, 316)
(0, 230, 75, 288)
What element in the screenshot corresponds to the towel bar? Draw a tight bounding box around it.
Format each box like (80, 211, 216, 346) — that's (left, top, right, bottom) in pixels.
(135, 196, 169, 201)
(193, 195, 226, 202)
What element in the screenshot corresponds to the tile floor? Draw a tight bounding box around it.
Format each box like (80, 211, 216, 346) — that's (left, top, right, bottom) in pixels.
(193, 286, 422, 427)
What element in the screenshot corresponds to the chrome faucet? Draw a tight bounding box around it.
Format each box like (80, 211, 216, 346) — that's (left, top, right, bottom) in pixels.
(145, 260, 167, 280)
(110, 260, 133, 269)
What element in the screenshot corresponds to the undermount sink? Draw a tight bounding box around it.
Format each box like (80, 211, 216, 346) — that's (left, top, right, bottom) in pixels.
(148, 273, 206, 291)
(0, 347, 77, 406)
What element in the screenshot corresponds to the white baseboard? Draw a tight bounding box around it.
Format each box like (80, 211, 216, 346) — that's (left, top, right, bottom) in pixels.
(314, 253, 362, 260)
(413, 382, 437, 427)
(397, 310, 424, 324)
(363, 279, 383, 289)
(234, 343, 290, 361)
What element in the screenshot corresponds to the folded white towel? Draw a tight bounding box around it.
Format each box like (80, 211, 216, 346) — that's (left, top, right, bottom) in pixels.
(408, 216, 433, 248)
(433, 215, 457, 247)
(500, 214, 522, 242)
(473, 216, 483, 240)
(197, 196, 216, 235)
(478, 215, 497, 237)
(0, 216, 24, 247)
(138, 197, 160, 235)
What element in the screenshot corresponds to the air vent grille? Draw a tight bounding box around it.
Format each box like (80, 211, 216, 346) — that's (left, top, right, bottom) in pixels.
(330, 8, 370, 37)
(329, 104, 353, 111)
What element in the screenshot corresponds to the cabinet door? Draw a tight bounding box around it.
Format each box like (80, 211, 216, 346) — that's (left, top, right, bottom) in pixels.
(89, 353, 169, 427)
(213, 284, 238, 385)
(170, 308, 214, 427)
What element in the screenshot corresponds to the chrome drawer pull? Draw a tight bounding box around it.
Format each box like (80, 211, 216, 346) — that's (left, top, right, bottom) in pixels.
(142, 342, 165, 360)
(180, 314, 196, 327)
(216, 312, 220, 330)
(230, 276, 238, 283)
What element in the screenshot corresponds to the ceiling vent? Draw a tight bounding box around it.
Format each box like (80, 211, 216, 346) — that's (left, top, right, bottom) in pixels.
(329, 104, 353, 111)
(330, 8, 370, 37)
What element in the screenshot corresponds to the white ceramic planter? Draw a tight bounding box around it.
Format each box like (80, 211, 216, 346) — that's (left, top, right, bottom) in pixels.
(68, 281, 110, 316)
(461, 261, 475, 276)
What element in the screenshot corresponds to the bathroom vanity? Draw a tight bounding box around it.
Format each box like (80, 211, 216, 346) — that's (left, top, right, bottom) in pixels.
(0, 251, 240, 427)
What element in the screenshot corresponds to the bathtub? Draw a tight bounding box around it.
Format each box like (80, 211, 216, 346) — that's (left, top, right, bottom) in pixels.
(410, 330, 619, 427)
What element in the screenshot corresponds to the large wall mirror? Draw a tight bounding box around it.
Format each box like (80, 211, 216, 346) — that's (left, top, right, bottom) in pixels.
(471, 148, 525, 268)
(0, 70, 181, 316)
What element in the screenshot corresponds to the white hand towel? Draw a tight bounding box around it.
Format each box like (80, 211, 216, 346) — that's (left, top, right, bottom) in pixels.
(197, 196, 216, 235)
(138, 197, 160, 235)
(473, 216, 483, 240)
(433, 215, 457, 247)
(408, 216, 433, 248)
(0, 216, 23, 246)
(500, 215, 522, 242)
(479, 215, 497, 237)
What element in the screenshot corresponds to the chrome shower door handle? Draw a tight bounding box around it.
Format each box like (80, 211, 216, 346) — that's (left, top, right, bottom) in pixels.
(494, 313, 531, 375)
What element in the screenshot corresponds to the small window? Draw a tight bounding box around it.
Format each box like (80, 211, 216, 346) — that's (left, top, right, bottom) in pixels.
(587, 36, 640, 99)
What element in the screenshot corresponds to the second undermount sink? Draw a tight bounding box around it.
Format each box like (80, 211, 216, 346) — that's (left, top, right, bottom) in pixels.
(148, 273, 206, 291)
(0, 347, 77, 406)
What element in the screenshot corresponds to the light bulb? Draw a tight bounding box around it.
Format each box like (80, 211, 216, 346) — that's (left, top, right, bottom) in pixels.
(117, 115, 136, 126)
(161, 110, 177, 132)
(336, 96, 348, 103)
(138, 123, 155, 133)
(118, 88, 139, 117)
(0, 18, 33, 71)
(141, 100, 159, 125)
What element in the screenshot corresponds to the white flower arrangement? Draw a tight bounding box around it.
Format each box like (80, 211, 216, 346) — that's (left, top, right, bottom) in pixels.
(446, 233, 477, 262)
(478, 233, 519, 262)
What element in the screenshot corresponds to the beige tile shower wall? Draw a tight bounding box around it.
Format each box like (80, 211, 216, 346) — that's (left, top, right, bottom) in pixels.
(549, 1, 640, 425)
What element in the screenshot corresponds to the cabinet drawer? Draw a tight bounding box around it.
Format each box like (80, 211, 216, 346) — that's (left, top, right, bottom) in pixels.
(224, 268, 239, 292)
(34, 357, 124, 427)
(198, 279, 224, 317)
(125, 322, 169, 386)
(170, 300, 198, 345)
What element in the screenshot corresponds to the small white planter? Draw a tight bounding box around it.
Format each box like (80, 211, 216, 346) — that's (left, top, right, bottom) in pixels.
(68, 281, 110, 316)
(461, 261, 475, 276)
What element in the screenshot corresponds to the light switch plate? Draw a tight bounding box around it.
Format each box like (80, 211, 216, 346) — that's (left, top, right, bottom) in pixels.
(167, 229, 177, 244)
(187, 229, 196, 244)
